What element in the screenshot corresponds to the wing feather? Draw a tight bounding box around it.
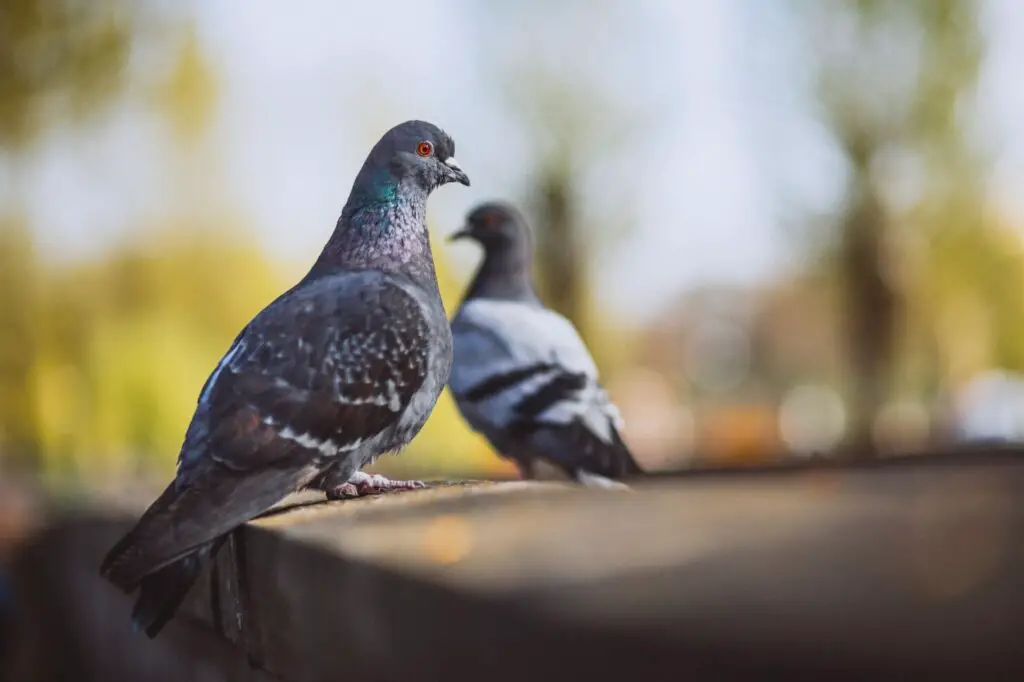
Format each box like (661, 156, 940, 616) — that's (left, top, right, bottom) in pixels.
(102, 272, 431, 590)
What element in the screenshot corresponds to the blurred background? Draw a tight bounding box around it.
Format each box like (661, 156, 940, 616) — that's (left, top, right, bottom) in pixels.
(3, 0, 1024, 491)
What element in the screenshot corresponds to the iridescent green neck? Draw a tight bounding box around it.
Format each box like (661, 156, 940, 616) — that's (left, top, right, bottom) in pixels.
(309, 173, 434, 284)
(350, 167, 399, 207)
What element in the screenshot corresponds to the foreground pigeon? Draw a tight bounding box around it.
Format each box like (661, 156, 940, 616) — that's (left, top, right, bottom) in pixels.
(448, 202, 642, 487)
(100, 120, 469, 638)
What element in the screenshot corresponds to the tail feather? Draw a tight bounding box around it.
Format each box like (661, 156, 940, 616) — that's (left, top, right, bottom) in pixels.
(609, 428, 643, 477)
(131, 541, 220, 638)
(100, 480, 184, 593)
(544, 418, 643, 480)
(101, 463, 312, 593)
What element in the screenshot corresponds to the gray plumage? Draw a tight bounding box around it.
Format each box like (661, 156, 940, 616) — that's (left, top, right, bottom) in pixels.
(448, 202, 642, 487)
(100, 120, 468, 638)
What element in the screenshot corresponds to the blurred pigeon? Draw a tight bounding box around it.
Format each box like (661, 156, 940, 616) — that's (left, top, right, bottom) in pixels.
(448, 202, 642, 488)
(100, 120, 469, 638)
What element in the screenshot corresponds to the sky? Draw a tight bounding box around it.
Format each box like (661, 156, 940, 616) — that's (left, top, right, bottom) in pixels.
(10, 0, 1024, 323)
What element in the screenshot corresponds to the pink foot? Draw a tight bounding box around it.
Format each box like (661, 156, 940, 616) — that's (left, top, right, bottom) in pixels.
(353, 471, 428, 495)
(326, 471, 427, 499)
(325, 481, 361, 499)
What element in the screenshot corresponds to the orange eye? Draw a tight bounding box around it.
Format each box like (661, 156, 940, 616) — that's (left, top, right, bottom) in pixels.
(417, 141, 434, 157)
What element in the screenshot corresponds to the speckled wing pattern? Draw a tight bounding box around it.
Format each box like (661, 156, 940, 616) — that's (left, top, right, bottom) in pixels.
(101, 270, 430, 591)
(186, 271, 430, 472)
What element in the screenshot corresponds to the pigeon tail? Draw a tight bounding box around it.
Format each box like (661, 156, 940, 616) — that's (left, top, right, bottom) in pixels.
(604, 427, 644, 477)
(130, 540, 221, 638)
(100, 479, 184, 593)
(528, 416, 644, 482)
(101, 462, 315, 593)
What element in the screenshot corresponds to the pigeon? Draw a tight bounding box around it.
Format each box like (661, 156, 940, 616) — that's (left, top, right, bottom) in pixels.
(448, 202, 642, 488)
(99, 120, 469, 638)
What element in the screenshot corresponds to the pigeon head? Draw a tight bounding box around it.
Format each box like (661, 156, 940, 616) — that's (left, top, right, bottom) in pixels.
(357, 120, 469, 198)
(312, 120, 469, 283)
(450, 202, 537, 303)
(449, 201, 531, 252)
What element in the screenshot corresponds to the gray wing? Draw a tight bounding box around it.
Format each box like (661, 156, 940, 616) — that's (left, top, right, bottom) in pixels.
(180, 271, 431, 474)
(101, 272, 431, 590)
(450, 298, 622, 445)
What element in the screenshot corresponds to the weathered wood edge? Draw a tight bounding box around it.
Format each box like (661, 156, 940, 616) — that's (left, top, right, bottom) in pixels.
(12, 459, 1024, 682)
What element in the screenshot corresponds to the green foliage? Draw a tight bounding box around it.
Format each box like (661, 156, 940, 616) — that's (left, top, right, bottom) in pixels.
(0, 214, 42, 468)
(804, 0, 1020, 404)
(150, 25, 218, 148)
(0, 220, 512, 479)
(8, 222, 285, 476)
(0, 0, 132, 148)
(0, 11, 511, 480)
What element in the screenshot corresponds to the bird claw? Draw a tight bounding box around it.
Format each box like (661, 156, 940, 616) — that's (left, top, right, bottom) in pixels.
(325, 482, 361, 500)
(353, 471, 428, 495)
(325, 471, 427, 499)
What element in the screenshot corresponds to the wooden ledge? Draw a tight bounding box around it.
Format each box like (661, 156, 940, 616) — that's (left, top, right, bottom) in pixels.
(8, 456, 1024, 681)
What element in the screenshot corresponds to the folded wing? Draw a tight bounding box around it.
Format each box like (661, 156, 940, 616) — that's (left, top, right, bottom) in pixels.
(101, 272, 430, 591)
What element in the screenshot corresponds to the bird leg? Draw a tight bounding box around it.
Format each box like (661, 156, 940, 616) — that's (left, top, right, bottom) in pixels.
(320, 470, 428, 499)
(515, 458, 536, 480)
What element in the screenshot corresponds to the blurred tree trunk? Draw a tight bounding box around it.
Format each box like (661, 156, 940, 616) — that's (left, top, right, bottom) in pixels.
(0, 0, 140, 472)
(839, 135, 896, 458)
(477, 0, 646, 352)
(532, 160, 586, 334)
(807, 0, 984, 458)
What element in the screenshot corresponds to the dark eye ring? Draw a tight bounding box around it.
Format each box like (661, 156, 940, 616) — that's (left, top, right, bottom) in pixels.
(417, 141, 434, 157)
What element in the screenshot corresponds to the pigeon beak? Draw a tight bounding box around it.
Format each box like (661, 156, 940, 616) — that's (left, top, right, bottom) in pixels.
(448, 226, 472, 242)
(443, 157, 470, 186)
